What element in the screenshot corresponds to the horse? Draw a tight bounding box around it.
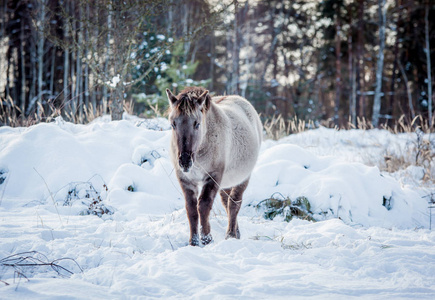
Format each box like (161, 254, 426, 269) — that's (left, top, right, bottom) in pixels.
(166, 86, 262, 246)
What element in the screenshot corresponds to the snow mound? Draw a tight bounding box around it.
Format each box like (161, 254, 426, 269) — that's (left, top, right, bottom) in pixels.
(248, 143, 427, 228)
(0, 118, 429, 227)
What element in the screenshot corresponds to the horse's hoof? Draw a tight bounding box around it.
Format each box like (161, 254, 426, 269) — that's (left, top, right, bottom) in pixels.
(189, 234, 200, 246)
(226, 227, 240, 240)
(225, 231, 240, 240)
(201, 233, 213, 245)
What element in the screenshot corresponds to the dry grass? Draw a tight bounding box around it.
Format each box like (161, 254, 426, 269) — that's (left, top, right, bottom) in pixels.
(381, 129, 434, 183)
(0, 96, 107, 127)
(263, 114, 435, 184)
(264, 115, 315, 140)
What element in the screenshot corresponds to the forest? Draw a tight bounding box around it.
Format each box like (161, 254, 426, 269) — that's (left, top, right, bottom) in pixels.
(0, 0, 434, 129)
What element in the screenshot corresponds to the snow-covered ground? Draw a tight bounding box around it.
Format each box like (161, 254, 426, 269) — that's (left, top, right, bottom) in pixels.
(0, 116, 434, 299)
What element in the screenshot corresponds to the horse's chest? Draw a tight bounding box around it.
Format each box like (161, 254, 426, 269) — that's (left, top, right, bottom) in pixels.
(184, 165, 207, 184)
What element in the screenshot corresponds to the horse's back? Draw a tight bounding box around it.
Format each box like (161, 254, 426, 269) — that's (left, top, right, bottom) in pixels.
(211, 95, 262, 188)
(212, 95, 262, 142)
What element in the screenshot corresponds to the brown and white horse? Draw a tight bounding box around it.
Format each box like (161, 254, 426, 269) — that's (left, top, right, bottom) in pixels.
(166, 86, 262, 246)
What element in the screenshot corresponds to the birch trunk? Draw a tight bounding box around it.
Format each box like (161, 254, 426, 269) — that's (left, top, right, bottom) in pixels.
(91, 3, 98, 112)
(424, 2, 432, 126)
(49, 46, 55, 100)
(209, 30, 215, 91)
(37, 0, 46, 115)
(357, 0, 366, 118)
(84, 2, 90, 115)
(70, 1, 76, 119)
(372, 0, 386, 128)
(110, 0, 123, 121)
(398, 60, 415, 119)
(20, 20, 26, 118)
(76, 3, 83, 121)
(103, 2, 112, 115)
(62, 0, 70, 113)
(232, 0, 240, 94)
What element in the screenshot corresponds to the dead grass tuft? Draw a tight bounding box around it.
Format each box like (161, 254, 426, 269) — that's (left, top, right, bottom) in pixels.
(264, 114, 315, 140)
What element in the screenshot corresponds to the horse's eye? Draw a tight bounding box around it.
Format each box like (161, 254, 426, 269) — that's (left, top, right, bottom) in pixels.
(171, 122, 176, 129)
(194, 122, 200, 129)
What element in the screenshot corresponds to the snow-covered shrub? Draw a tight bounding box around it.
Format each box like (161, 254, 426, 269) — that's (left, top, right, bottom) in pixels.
(61, 181, 114, 217)
(254, 193, 315, 222)
(0, 169, 7, 185)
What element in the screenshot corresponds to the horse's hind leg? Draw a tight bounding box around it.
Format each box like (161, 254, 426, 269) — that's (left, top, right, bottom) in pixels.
(219, 188, 232, 215)
(226, 178, 249, 239)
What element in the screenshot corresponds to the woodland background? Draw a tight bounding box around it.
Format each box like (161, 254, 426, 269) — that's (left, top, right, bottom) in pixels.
(0, 0, 434, 129)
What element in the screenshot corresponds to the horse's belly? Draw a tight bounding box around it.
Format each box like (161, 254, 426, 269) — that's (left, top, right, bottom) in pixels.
(221, 151, 258, 189)
(221, 170, 250, 189)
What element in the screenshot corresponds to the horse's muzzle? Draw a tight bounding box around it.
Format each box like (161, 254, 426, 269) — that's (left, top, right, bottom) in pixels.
(179, 152, 193, 172)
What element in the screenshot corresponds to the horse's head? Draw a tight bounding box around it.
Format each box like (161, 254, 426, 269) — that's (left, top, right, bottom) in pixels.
(166, 87, 210, 173)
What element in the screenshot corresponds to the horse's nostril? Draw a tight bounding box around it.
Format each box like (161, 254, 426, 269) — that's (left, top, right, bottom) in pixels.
(179, 152, 190, 162)
(179, 152, 192, 171)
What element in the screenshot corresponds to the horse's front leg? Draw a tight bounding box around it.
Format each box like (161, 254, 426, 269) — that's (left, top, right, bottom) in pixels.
(179, 177, 199, 246)
(198, 174, 221, 245)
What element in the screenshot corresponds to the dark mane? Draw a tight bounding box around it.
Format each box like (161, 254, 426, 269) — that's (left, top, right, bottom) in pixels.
(172, 86, 211, 116)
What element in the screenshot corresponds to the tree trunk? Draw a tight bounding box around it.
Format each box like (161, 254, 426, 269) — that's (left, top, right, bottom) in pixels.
(20, 19, 26, 119)
(209, 30, 215, 91)
(334, 12, 342, 125)
(110, 0, 124, 121)
(84, 1, 90, 116)
(388, 0, 401, 121)
(28, 34, 37, 115)
(77, 2, 83, 121)
(398, 59, 415, 119)
(70, 1, 76, 119)
(91, 3, 98, 113)
(357, 0, 366, 118)
(348, 15, 356, 125)
(232, 0, 240, 94)
(49, 46, 55, 102)
(103, 2, 112, 115)
(260, 2, 279, 95)
(372, 0, 386, 128)
(37, 0, 47, 116)
(61, 0, 70, 113)
(0, 0, 6, 100)
(110, 85, 124, 121)
(424, 1, 433, 126)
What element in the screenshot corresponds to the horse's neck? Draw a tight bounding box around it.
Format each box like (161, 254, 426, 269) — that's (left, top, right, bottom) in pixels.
(200, 103, 222, 147)
(204, 102, 223, 132)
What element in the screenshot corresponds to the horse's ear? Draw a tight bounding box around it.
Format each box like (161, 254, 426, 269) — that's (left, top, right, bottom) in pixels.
(166, 88, 177, 106)
(196, 90, 209, 111)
